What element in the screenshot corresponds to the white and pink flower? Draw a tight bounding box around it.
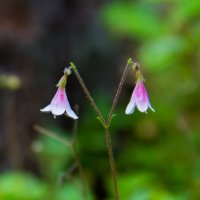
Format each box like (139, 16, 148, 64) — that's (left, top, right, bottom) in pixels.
(41, 70, 78, 119)
(125, 79, 155, 114)
(41, 87, 78, 119)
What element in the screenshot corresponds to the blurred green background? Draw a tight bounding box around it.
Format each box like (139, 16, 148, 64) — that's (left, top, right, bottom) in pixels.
(0, 0, 200, 199)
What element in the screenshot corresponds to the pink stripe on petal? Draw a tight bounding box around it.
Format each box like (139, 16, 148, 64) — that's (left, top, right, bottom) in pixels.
(125, 79, 155, 114)
(51, 89, 68, 115)
(51, 88, 65, 105)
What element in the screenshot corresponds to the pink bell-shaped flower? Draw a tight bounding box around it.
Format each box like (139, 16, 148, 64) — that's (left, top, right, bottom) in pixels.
(125, 78, 155, 114)
(40, 68, 78, 119)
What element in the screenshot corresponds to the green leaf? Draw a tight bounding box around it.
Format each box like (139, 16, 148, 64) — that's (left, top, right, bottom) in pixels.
(171, 0, 200, 23)
(55, 181, 94, 200)
(34, 135, 72, 180)
(101, 3, 163, 39)
(0, 172, 47, 200)
(107, 172, 178, 200)
(139, 35, 188, 71)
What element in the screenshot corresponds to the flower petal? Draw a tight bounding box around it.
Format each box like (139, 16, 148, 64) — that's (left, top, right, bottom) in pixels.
(136, 100, 148, 112)
(149, 103, 155, 112)
(51, 105, 66, 115)
(40, 105, 52, 112)
(125, 101, 135, 114)
(66, 108, 78, 119)
(64, 96, 78, 119)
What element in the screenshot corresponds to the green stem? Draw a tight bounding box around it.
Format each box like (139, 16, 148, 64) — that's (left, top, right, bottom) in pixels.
(105, 127, 119, 200)
(70, 59, 134, 200)
(33, 125, 71, 147)
(70, 62, 106, 125)
(107, 59, 132, 125)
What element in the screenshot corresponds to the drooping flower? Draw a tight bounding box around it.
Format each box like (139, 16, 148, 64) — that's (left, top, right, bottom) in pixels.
(40, 68, 78, 119)
(125, 78, 155, 114)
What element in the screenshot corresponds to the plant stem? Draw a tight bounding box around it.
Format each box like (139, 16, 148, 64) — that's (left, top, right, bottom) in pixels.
(70, 59, 134, 200)
(105, 127, 119, 200)
(70, 62, 106, 125)
(107, 59, 132, 125)
(34, 125, 71, 147)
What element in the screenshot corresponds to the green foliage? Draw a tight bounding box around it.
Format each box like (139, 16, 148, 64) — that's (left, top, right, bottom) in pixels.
(98, 0, 200, 198)
(0, 172, 47, 200)
(55, 181, 94, 200)
(107, 172, 184, 200)
(31, 127, 96, 200)
(55, 184, 83, 200)
(0, 171, 94, 200)
(101, 2, 163, 39)
(33, 133, 72, 180)
(139, 35, 188, 71)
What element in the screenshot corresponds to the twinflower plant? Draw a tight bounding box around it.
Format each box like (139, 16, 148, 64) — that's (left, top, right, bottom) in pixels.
(40, 58, 155, 200)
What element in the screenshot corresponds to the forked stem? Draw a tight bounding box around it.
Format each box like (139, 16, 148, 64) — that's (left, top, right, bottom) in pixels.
(70, 59, 134, 200)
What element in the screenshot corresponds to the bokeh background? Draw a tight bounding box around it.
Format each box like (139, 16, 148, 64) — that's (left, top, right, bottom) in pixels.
(0, 0, 200, 199)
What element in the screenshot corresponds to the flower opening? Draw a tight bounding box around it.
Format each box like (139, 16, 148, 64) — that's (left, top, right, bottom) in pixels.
(125, 79, 155, 114)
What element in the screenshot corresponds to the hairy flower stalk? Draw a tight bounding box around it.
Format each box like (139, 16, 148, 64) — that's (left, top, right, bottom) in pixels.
(40, 68, 78, 119)
(125, 64, 155, 114)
